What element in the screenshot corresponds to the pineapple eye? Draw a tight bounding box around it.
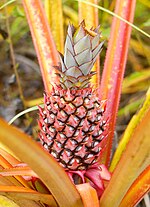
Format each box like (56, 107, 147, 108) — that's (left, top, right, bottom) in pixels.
(84, 98, 90, 104)
(43, 110, 47, 114)
(49, 126, 55, 133)
(75, 145, 82, 152)
(43, 143, 49, 150)
(47, 105, 51, 110)
(60, 133, 65, 138)
(87, 154, 93, 158)
(83, 136, 88, 142)
(51, 151, 58, 159)
(42, 126, 46, 132)
(44, 118, 49, 124)
(50, 113, 55, 119)
(96, 114, 101, 121)
(93, 141, 99, 147)
(89, 125, 95, 131)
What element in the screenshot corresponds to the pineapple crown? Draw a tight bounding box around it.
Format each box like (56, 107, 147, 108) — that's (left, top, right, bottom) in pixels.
(56, 21, 104, 89)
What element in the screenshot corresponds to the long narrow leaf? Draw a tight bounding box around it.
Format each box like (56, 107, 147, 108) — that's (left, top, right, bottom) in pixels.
(78, 0, 100, 88)
(0, 166, 37, 177)
(0, 194, 43, 207)
(119, 166, 150, 207)
(99, 107, 150, 207)
(0, 148, 20, 165)
(45, 0, 64, 53)
(77, 0, 150, 38)
(0, 195, 20, 207)
(99, 0, 136, 166)
(0, 154, 30, 188)
(22, 0, 59, 93)
(0, 119, 83, 207)
(0, 186, 57, 207)
(76, 183, 99, 207)
(110, 87, 150, 171)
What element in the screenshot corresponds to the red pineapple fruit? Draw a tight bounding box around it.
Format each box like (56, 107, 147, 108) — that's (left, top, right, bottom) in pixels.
(38, 21, 111, 197)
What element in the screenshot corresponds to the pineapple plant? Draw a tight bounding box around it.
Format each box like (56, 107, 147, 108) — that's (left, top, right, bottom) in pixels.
(38, 21, 110, 195)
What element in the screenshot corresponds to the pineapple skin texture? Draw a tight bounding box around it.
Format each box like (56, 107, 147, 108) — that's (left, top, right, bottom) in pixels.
(38, 21, 106, 171)
(38, 85, 106, 171)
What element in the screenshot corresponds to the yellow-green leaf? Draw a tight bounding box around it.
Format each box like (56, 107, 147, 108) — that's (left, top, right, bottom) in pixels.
(45, 0, 64, 53)
(100, 105, 150, 207)
(110, 87, 150, 171)
(0, 195, 19, 207)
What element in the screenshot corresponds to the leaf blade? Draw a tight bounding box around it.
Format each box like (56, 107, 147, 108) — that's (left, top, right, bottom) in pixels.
(119, 166, 150, 207)
(22, 0, 59, 93)
(99, 0, 136, 166)
(99, 106, 150, 207)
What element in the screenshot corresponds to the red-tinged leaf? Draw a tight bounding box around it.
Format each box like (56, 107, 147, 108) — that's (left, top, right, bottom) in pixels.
(78, 0, 100, 88)
(76, 183, 99, 207)
(0, 118, 83, 207)
(119, 166, 150, 207)
(99, 107, 150, 207)
(22, 0, 59, 93)
(0, 186, 57, 207)
(99, 0, 136, 166)
(0, 153, 30, 188)
(0, 185, 39, 193)
(0, 148, 20, 166)
(0, 166, 37, 177)
(0, 173, 16, 186)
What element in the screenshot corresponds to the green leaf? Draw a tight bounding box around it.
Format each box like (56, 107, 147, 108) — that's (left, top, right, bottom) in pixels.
(0, 0, 16, 10)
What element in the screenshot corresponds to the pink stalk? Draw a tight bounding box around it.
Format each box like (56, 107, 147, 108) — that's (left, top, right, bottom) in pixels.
(100, 0, 136, 166)
(23, 0, 59, 93)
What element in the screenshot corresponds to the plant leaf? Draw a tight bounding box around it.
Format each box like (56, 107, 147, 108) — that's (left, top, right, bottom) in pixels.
(77, 0, 150, 38)
(0, 148, 20, 165)
(0, 195, 19, 207)
(122, 70, 150, 94)
(22, 0, 59, 93)
(0, 118, 83, 207)
(99, 0, 136, 166)
(45, 0, 64, 53)
(76, 183, 99, 207)
(119, 166, 150, 207)
(110, 87, 150, 171)
(8, 105, 43, 125)
(0, 166, 37, 177)
(0, 0, 16, 10)
(0, 186, 57, 207)
(99, 106, 150, 207)
(0, 153, 30, 188)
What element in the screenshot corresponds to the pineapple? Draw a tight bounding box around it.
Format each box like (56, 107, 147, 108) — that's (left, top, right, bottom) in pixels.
(38, 21, 107, 172)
